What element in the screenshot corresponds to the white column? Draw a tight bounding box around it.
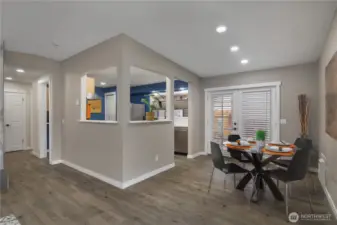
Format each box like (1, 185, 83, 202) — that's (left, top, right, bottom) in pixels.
(166, 77, 174, 121)
(0, 0, 4, 170)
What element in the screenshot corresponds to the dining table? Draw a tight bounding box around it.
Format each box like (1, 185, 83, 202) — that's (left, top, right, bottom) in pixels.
(225, 141, 296, 203)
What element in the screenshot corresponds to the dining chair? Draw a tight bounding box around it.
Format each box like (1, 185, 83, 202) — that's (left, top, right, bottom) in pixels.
(208, 142, 248, 193)
(227, 134, 251, 167)
(268, 146, 313, 218)
(272, 138, 316, 192)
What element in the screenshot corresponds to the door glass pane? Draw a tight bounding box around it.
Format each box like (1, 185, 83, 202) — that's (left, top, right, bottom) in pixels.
(240, 90, 271, 141)
(212, 94, 232, 144)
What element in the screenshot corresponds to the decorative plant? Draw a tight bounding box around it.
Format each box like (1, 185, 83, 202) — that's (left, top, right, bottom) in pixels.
(298, 94, 310, 138)
(141, 92, 163, 112)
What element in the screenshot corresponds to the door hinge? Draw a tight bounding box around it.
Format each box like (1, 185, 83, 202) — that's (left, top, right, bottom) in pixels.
(22, 97, 24, 102)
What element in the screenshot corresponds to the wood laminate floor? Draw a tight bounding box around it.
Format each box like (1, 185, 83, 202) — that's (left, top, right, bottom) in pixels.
(0, 151, 334, 225)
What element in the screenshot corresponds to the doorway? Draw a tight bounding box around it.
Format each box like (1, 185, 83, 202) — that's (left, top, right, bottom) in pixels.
(4, 92, 26, 152)
(104, 92, 117, 120)
(205, 82, 280, 155)
(38, 79, 51, 161)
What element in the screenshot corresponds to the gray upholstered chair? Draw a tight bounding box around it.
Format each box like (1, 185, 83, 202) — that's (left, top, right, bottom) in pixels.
(208, 142, 248, 193)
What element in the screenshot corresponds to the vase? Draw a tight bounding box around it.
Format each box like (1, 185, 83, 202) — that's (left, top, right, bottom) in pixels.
(146, 112, 155, 121)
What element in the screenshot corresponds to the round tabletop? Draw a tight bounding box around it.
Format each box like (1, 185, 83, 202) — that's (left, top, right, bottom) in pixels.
(225, 143, 295, 156)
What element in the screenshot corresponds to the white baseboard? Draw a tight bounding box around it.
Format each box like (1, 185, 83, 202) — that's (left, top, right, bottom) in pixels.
(122, 163, 175, 189)
(53, 160, 175, 190)
(60, 160, 123, 189)
(322, 185, 337, 220)
(24, 146, 32, 150)
(50, 160, 62, 165)
(308, 167, 318, 173)
(187, 151, 207, 159)
(31, 150, 44, 159)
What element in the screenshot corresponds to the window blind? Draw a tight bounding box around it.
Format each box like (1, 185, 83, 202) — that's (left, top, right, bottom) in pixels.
(211, 95, 233, 157)
(240, 90, 271, 141)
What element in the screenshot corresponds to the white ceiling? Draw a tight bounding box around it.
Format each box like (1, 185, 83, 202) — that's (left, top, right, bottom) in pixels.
(3, 2, 337, 77)
(4, 65, 44, 83)
(87, 66, 166, 87)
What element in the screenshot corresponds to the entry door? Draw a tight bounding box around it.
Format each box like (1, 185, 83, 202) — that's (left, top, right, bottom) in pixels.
(4, 92, 25, 152)
(105, 92, 116, 121)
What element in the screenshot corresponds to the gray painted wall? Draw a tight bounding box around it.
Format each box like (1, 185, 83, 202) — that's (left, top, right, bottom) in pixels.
(63, 74, 123, 180)
(121, 35, 202, 181)
(60, 34, 203, 183)
(61, 35, 123, 181)
(201, 63, 319, 152)
(319, 13, 337, 208)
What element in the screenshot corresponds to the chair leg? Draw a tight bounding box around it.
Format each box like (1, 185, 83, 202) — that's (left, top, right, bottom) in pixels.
(285, 183, 289, 217)
(250, 174, 258, 202)
(305, 179, 314, 213)
(310, 173, 316, 194)
(288, 183, 292, 198)
(208, 167, 214, 193)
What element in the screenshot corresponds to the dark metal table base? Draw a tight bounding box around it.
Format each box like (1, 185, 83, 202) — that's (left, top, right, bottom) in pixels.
(236, 152, 284, 202)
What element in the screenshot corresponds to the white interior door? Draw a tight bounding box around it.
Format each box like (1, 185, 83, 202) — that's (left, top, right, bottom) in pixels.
(105, 92, 116, 121)
(4, 92, 25, 152)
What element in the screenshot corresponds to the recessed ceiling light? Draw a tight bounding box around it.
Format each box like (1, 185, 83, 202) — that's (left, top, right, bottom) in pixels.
(241, 59, 249, 65)
(216, 25, 227, 33)
(5, 77, 13, 80)
(230, 46, 239, 52)
(16, 68, 25, 73)
(100, 82, 106, 86)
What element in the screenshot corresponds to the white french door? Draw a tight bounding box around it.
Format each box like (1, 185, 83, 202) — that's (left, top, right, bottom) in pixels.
(205, 83, 280, 155)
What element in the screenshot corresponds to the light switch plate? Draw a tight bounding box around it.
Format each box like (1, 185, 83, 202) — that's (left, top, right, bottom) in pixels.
(280, 119, 287, 124)
(75, 99, 80, 105)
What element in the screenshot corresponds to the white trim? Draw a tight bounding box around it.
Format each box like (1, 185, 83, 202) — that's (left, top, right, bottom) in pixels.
(187, 151, 207, 159)
(78, 120, 118, 124)
(129, 120, 172, 124)
(61, 160, 123, 189)
(24, 146, 32, 150)
(122, 163, 175, 189)
(322, 184, 337, 220)
(50, 160, 62, 165)
(37, 79, 52, 163)
(59, 160, 174, 190)
(4, 91, 27, 151)
(318, 153, 337, 219)
(204, 81, 281, 92)
(31, 150, 44, 159)
(104, 91, 117, 121)
(80, 75, 87, 121)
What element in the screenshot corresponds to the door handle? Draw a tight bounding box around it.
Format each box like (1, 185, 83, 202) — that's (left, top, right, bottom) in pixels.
(5, 124, 10, 127)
